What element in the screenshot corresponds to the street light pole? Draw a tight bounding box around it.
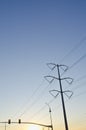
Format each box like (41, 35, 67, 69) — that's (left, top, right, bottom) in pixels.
(46, 103, 53, 130)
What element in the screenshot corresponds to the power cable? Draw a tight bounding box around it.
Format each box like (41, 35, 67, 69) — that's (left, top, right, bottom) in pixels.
(16, 82, 53, 119)
(37, 62, 86, 123)
(18, 75, 86, 124)
(37, 89, 86, 123)
(35, 76, 86, 125)
(11, 79, 45, 119)
(20, 57, 85, 121)
(59, 53, 86, 83)
(11, 37, 86, 121)
(69, 53, 86, 69)
(59, 36, 86, 63)
(27, 98, 55, 121)
(11, 68, 54, 120)
(73, 74, 86, 83)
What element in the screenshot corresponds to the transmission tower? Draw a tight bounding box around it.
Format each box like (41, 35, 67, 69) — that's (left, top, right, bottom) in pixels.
(45, 63, 73, 130)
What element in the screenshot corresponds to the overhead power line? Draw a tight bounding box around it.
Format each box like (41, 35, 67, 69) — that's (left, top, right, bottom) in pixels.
(10, 37, 86, 123)
(17, 82, 52, 119)
(28, 98, 55, 121)
(59, 53, 86, 81)
(59, 36, 86, 63)
(11, 68, 54, 120)
(69, 53, 86, 69)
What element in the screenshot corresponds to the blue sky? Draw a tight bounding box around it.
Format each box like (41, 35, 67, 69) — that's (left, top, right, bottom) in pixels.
(0, 0, 86, 130)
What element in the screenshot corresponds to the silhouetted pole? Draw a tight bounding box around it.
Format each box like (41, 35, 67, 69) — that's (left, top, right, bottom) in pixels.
(45, 63, 73, 130)
(57, 65, 68, 130)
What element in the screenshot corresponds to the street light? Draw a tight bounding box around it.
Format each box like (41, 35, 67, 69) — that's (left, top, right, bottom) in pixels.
(46, 103, 53, 130)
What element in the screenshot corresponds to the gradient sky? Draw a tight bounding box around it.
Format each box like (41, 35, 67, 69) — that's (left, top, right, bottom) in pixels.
(0, 0, 86, 130)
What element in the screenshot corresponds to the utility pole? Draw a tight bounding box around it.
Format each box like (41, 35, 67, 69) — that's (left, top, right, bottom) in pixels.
(45, 63, 73, 130)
